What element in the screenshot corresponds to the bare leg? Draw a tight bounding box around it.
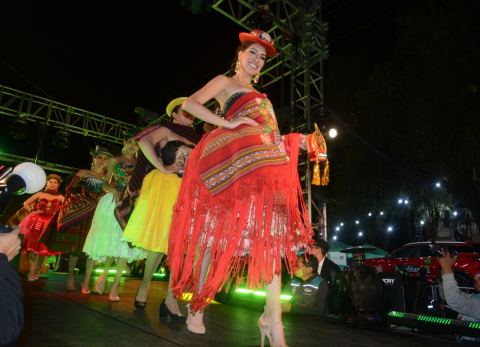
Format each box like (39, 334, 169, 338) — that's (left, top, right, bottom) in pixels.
(109, 258, 127, 301)
(81, 258, 95, 293)
(186, 248, 211, 334)
(136, 251, 163, 303)
(66, 254, 79, 290)
(262, 272, 288, 347)
(27, 252, 36, 280)
(95, 256, 114, 294)
(35, 255, 46, 277)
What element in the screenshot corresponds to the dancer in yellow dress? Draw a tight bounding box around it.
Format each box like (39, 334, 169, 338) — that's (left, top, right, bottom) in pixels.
(122, 97, 201, 318)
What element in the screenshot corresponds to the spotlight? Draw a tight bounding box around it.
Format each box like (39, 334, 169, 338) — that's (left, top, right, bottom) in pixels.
(328, 128, 338, 139)
(53, 130, 70, 150)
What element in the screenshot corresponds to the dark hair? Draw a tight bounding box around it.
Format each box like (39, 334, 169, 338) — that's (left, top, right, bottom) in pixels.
(172, 104, 182, 116)
(160, 140, 187, 166)
(314, 239, 329, 255)
(229, 41, 256, 75)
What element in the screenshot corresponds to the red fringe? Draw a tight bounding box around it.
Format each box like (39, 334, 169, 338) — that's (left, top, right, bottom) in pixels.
(168, 133, 313, 312)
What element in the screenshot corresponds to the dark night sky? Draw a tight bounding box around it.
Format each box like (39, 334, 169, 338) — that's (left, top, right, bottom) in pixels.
(0, 0, 419, 168)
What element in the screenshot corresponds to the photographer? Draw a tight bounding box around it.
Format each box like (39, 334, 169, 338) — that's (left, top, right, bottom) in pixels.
(0, 226, 23, 347)
(438, 249, 480, 321)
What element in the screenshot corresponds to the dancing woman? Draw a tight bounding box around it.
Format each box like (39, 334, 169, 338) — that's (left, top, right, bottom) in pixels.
(19, 174, 64, 281)
(168, 30, 314, 346)
(81, 138, 146, 300)
(121, 97, 201, 318)
(42, 146, 111, 291)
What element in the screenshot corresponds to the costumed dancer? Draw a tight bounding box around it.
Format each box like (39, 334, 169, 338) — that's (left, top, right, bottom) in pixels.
(121, 97, 201, 318)
(19, 174, 64, 281)
(81, 138, 147, 301)
(42, 146, 111, 291)
(168, 29, 323, 345)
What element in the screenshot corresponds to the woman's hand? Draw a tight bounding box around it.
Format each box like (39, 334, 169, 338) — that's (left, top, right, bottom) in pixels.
(223, 116, 258, 129)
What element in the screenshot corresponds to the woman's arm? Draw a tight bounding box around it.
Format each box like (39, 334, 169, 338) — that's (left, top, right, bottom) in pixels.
(102, 158, 120, 197)
(183, 75, 258, 129)
(138, 127, 174, 174)
(22, 193, 40, 211)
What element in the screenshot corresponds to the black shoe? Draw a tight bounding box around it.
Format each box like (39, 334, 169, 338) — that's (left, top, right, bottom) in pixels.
(134, 288, 147, 310)
(160, 299, 186, 322)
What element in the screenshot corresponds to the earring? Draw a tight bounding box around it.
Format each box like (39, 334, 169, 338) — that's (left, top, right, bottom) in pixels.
(253, 73, 260, 84)
(235, 60, 241, 74)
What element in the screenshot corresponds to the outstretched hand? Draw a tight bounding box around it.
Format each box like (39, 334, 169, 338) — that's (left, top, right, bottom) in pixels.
(223, 116, 258, 129)
(0, 227, 21, 261)
(437, 248, 455, 274)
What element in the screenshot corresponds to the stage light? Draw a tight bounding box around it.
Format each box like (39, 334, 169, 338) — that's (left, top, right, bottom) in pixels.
(335, 226, 340, 231)
(53, 130, 70, 150)
(387, 226, 393, 232)
(333, 235, 338, 240)
(398, 199, 404, 204)
(368, 212, 372, 217)
(379, 211, 384, 216)
(234, 288, 292, 301)
(358, 231, 363, 237)
(94, 269, 127, 274)
(435, 181, 442, 188)
(340, 222, 344, 226)
(328, 128, 338, 139)
(420, 220, 425, 225)
(453, 211, 458, 217)
(355, 220, 360, 225)
(404, 199, 409, 204)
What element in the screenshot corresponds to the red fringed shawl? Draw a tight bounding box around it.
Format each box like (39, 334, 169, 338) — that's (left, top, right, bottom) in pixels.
(168, 92, 313, 312)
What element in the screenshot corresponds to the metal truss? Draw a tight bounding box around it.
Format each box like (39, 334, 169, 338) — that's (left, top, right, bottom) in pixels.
(0, 152, 78, 175)
(0, 85, 136, 144)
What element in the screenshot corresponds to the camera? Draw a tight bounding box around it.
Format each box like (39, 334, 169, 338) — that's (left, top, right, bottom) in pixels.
(428, 243, 444, 257)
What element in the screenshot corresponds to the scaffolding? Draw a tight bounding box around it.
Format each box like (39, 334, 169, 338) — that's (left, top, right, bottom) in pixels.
(0, 85, 136, 144)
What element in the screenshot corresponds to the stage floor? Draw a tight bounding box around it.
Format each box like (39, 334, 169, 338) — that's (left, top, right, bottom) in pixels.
(17, 272, 462, 347)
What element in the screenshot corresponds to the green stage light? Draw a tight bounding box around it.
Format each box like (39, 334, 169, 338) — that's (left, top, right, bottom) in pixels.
(234, 288, 292, 301)
(94, 269, 127, 274)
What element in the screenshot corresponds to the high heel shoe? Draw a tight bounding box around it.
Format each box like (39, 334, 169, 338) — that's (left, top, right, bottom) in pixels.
(258, 309, 288, 347)
(134, 287, 147, 310)
(186, 304, 205, 334)
(66, 275, 77, 291)
(81, 283, 91, 295)
(258, 313, 272, 347)
(159, 299, 186, 322)
(109, 293, 120, 302)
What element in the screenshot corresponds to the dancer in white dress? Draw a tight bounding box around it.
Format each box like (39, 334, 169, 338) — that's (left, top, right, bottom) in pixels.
(82, 138, 146, 301)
